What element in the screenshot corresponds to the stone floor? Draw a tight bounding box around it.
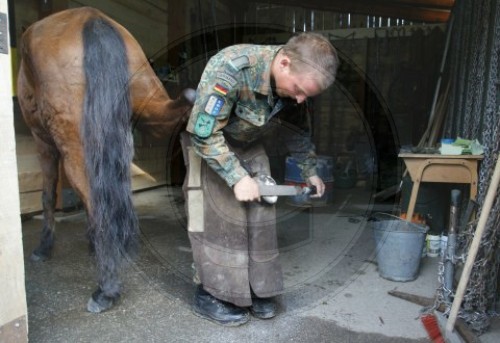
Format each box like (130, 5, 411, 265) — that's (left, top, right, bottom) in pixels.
(21, 186, 500, 342)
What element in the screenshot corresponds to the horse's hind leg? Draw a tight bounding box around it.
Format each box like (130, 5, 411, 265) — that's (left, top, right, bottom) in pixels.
(31, 134, 60, 261)
(86, 222, 124, 313)
(60, 154, 122, 313)
(87, 273, 121, 313)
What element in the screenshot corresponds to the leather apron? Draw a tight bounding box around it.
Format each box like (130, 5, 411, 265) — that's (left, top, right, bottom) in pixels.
(180, 132, 283, 307)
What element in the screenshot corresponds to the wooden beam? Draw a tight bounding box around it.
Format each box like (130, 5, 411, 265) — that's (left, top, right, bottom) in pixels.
(259, 0, 452, 23)
(375, 0, 455, 9)
(109, 0, 167, 21)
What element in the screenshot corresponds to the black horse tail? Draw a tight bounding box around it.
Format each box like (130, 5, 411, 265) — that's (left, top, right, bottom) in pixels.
(82, 17, 138, 296)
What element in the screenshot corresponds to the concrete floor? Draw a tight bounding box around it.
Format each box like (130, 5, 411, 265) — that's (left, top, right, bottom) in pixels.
(22, 186, 500, 342)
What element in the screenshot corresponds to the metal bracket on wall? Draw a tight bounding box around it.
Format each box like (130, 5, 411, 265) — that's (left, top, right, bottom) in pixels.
(0, 12, 8, 55)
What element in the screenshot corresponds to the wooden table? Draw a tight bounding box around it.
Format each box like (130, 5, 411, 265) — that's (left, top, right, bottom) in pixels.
(399, 153, 483, 221)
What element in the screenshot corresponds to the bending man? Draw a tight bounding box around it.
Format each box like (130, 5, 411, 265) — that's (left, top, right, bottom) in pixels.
(181, 32, 339, 326)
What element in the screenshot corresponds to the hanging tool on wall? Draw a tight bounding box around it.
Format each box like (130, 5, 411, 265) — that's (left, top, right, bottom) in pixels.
(443, 189, 461, 303)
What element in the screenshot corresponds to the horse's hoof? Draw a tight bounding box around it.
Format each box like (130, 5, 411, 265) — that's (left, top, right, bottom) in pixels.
(30, 252, 49, 262)
(87, 297, 108, 313)
(86, 289, 119, 313)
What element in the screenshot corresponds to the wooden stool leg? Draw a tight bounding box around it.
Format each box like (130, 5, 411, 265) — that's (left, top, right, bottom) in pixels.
(470, 172, 478, 201)
(406, 181, 420, 221)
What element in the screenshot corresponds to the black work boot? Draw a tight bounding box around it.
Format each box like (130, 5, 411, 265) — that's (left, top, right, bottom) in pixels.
(193, 285, 250, 326)
(249, 295, 277, 319)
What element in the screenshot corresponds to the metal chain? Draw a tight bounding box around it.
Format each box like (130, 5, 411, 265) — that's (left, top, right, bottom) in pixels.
(437, 0, 500, 334)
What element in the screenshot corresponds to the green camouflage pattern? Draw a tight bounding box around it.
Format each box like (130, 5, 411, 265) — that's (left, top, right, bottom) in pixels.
(186, 44, 317, 187)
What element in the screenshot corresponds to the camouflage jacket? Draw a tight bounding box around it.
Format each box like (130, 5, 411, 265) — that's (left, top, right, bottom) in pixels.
(186, 44, 318, 187)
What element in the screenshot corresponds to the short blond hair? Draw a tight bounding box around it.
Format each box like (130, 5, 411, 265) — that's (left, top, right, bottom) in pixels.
(282, 32, 339, 90)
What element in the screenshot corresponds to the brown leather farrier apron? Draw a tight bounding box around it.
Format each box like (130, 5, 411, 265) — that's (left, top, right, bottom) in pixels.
(180, 132, 283, 307)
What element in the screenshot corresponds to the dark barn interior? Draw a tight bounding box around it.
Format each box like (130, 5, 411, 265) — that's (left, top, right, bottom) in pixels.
(1, 0, 500, 342)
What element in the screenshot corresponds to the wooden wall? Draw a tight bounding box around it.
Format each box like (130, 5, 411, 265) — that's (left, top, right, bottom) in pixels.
(13, 0, 185, 214)
(0, 0, 28, 340)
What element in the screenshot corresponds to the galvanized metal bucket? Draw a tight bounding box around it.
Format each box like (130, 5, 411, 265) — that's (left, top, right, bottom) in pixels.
(372, 213, 429, 282)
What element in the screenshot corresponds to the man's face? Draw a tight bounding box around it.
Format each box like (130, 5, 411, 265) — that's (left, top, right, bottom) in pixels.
(274, 59, 323, 103)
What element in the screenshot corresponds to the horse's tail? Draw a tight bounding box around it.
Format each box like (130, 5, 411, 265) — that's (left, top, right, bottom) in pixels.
(82, 16, 138, 292)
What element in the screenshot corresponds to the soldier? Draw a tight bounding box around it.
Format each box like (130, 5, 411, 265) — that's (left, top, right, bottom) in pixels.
(181, 32, 339, 326)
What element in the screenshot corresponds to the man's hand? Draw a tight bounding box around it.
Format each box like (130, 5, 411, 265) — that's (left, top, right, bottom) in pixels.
(233, 175, 261, 202)
(307, 175, 325, 198)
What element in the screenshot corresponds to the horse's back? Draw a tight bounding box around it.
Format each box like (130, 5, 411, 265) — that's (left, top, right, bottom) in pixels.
(20, 7, 127, 86)
(19, 7, 164, 120)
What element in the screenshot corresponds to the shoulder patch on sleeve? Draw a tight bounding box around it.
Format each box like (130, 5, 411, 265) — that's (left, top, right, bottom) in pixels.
(213, 83, 229, 96)
(204, 94, 225, 116)
(193, 113, 216, 138)
(216, 72, 238, 87)
(228, 55, 250, 72)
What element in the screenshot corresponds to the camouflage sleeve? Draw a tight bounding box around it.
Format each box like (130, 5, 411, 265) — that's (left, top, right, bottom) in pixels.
(185, 55, 249, 187)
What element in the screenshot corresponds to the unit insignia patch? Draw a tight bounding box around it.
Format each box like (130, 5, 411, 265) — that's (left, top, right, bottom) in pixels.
(193, 113, 216, 138)
(204, 94, 225, 116)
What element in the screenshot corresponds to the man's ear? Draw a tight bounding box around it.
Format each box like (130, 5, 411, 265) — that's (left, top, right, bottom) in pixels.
(279, 55, 291, 69)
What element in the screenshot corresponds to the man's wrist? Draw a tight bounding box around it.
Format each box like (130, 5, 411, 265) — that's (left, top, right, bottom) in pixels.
(226, 167, 249, 188)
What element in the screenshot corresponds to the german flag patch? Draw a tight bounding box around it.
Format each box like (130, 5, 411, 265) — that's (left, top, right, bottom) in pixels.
(213, 83, 229, 96)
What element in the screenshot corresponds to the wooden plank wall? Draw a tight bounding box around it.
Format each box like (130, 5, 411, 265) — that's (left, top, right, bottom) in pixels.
(0, 0, 28, 339)
(16, 133, 172, 214)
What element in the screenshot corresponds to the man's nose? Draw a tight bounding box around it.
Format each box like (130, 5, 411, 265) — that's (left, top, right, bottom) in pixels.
(296, 95, 306, 104)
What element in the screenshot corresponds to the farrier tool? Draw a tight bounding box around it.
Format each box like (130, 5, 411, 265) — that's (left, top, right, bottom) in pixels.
(253, 174, 316, 204)
(258, 184, 317, 196)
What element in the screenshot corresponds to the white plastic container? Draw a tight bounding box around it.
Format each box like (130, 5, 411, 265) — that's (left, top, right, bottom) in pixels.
(426, 234, 441, 257)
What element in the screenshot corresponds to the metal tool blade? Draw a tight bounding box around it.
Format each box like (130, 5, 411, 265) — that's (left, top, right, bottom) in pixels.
(258, 184, 301, 196)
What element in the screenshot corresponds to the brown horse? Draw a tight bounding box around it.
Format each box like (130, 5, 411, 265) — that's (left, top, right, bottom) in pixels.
(17, 7, 194, 313)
